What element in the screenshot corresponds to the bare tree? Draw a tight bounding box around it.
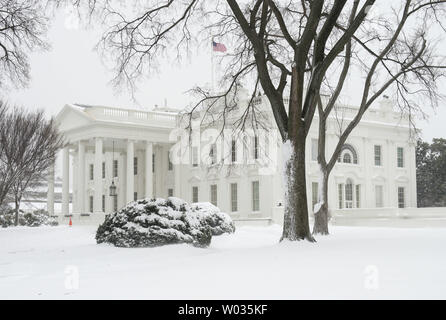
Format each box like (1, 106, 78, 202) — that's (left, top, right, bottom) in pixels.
(0, 103, 64, 225)
(0, 101, 10, 205)
(312, 1, 446, 235)
(66, 0, 445, 242)
(0, 0, 51, 89)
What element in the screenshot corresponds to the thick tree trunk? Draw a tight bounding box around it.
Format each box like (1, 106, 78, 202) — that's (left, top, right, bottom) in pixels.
(281, 129, 315, 242)
(312, 173, 329, 235)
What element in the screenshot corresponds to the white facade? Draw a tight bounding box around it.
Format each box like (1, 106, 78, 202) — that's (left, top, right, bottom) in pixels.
(50, 92, 417, 224)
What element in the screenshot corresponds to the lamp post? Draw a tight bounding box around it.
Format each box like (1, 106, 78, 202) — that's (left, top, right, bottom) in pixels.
(109, 141, 117, 198)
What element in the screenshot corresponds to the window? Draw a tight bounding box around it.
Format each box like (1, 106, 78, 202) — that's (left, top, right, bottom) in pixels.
(312, 182, 319, 210)
(374, 145, 382, 166)
(102, 195, 105, 212)
(192, 186, 199, 203)
(134, 192, 138, 201)
(343, 153, 352, 164)
(375, 185, 383, 208)
(345, 179, 353, 208)
(231, 140, 237, 162)
(89, 196, 94, 213)
(102, 162, 106, 179)
(210, 184, 218, 206)
(338, 144, 358, 164)
(253, 136, 259, 160)
(398, 187, 405, 208)
(168, 188, 173, 197)
(134, 157, 138, 175)
(355, 185, 361, 208)
(397, 147, 404, 168)
(152, 154, 155, 173)
(168, 152, 173, 171)
(252, 181, 260, 211)
(89, 164, 94, 180)
(113, 160, 118, 178)
(210, 144, 217, 165)
(113, 196, 118, 212)
(230, 183, 238, 212)
(311, 139, 318, 161)
(338, 184, 343, 209)
(192, 147, 198, 167)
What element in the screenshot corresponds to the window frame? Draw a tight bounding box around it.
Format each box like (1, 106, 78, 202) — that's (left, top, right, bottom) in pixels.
(231, 140, 237, 163)
(192, 186, 199, 203)
(230, 183, 238, 212)
(338, 183, 344, 209)
(375, 185, 384, 208)
(253, 136, 259, 160)
(252, 181, 260, 212)
(355, 184, 361, 208)
(192, 146, 199, 167)
(209, 143, 217, 165)
(398, 186, 406, 208)
(397, 147, 404, 168)
(168, 152, 173, 171)
(210, 184, 218, 206)
(374, 145, 382, 166)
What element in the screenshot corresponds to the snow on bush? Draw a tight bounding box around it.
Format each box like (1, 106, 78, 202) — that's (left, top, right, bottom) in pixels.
(96, 197, 235, 248)
(0, 208, 58, 228)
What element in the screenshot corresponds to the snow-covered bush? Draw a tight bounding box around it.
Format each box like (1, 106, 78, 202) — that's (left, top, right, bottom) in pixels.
(190, 202, 235, 236)
(0, 208, 58, 228)
(96, 197, 235, 248)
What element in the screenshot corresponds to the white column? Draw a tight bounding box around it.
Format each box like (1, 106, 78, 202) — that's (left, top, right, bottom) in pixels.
(145, 141, 153, 198)
(174, 167, 181, 198)
(410, 143, 417, 207)
(47, 164, 55, 216)
(94, 137, 103, 213)
(174, 150, 181, 198)
(126, 140, 135, 204)
(62, 147, 70, 215)
(78, 141, 86, 213)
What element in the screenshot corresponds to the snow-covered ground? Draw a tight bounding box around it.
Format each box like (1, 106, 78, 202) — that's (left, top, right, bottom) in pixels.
(1, 224, 445, 299)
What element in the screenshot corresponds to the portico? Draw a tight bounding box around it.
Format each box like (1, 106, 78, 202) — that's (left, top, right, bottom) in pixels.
(50, 104, 179, 215)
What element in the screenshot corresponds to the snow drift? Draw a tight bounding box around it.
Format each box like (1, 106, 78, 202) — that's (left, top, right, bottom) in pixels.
(96, 197, 235, 248)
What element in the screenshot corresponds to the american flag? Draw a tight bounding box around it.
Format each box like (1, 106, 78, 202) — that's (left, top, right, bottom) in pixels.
(212, 41, 227, 53)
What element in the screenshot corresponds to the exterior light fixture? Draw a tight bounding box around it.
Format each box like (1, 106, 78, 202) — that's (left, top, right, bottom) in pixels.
(109, 140, 117, 197)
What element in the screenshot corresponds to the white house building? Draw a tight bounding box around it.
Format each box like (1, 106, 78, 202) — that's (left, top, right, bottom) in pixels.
(49, 89, 417, 225)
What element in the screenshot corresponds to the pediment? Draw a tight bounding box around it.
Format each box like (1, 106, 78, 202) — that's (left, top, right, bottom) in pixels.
(372, 175, 386, 182)
(395, 175, 410, 183)
(56, 104, 93, 132)
(188, 175, 202, 183)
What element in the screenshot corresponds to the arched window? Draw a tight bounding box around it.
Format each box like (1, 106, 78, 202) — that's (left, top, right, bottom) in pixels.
(338, 144, 358, 164)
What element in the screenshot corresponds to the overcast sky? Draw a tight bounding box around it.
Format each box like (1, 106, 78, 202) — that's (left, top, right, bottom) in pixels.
(2, 6, 445, 143)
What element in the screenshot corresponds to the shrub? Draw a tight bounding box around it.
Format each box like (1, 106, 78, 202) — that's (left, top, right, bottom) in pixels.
(0, 208, 58, 228)
(96, 197, 235, 248)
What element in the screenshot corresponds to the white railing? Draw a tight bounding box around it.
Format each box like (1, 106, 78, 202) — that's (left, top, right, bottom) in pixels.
(85, 106, 178, 126)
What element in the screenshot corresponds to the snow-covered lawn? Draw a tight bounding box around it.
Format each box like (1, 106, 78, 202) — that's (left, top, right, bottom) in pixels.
(1, 224, 445, 299)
